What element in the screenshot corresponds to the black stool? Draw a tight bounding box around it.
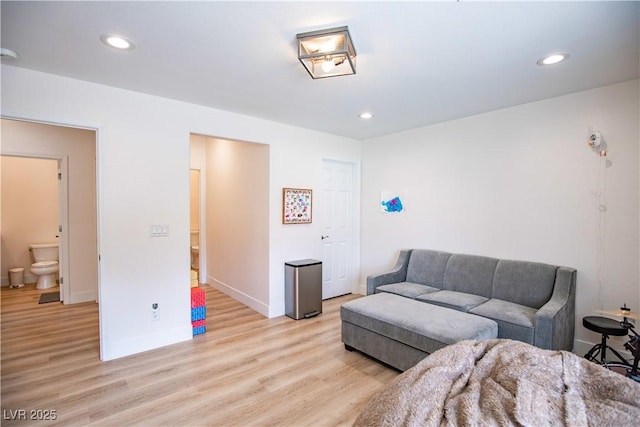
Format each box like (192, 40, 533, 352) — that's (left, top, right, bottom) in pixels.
(583, 316, 629, 365)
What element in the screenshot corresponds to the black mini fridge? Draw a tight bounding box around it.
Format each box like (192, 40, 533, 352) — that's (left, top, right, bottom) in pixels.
(285, 259, 322, 320)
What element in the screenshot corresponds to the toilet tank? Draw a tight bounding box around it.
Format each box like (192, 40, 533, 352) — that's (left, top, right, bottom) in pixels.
(29, 243, 59, 262)
(190, 230, 199, 247)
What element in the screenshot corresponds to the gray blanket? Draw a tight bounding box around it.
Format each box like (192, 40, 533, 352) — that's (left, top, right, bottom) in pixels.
(354, 339, 640, 426)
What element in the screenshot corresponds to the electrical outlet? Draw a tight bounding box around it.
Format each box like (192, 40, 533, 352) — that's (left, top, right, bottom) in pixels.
(152, 303, 159, 321)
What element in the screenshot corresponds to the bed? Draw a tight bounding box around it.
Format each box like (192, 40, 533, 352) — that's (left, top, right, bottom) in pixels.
(354, 339, 640, 426)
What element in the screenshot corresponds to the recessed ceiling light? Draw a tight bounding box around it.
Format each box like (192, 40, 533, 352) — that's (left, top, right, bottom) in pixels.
(0, 48, 18, 60)
(359, 112, 373, 119)
(537, 53, 569, 66)
(100, 34, 135, 50)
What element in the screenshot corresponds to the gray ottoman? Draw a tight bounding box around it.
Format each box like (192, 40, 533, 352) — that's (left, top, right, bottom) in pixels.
(341, 293, 498, 371)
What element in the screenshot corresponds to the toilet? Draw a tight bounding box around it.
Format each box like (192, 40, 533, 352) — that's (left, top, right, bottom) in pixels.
(190, 230, 199, 270)
(29, 243, 59, 290)
(191, 246, 199, 270)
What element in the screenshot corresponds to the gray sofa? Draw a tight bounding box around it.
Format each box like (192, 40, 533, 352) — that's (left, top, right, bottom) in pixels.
(365, 249, 577, 351)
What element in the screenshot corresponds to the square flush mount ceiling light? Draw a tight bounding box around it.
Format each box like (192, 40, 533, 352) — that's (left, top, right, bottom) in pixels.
(297, 26, 356, 79)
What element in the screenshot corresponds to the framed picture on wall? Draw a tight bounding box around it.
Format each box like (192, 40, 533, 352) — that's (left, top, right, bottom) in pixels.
(380, 190, 407, 213)
(282, 188, 312, 224)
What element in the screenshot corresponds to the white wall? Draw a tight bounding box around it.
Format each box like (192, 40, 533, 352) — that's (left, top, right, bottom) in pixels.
(11, 64, 628, 359)
(268, 141, 362, 316)
(361, 80, 639, 353)
(206, 137, 270, 314)
(2, 65, 362, 360)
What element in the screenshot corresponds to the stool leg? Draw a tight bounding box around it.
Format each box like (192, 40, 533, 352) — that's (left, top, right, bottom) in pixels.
(584, 333, 631, 366)
(607, 346, 631, 365)
(600, 333, 608, 364)
(600, 332, 632, 365)
(585, 343, 603, 363)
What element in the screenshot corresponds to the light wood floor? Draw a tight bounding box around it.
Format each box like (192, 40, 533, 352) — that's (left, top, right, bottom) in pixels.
(1, 283, 398, 426)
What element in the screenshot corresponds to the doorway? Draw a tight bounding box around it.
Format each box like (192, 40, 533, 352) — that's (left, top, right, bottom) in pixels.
(190, 168, 201, 285)
(0, 156, 65, 297)
(189, 133, 270, 315)
(1, 118, 98, 304)
(320, 159, 357, 299)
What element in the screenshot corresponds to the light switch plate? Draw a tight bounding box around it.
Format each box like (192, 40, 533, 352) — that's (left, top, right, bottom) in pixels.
(150, 224, 170, 237)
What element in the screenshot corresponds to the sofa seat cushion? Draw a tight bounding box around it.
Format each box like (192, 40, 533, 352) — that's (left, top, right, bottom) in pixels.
(341, 293, 498, 355)
(469, 298, 537, 344)
(416, 290, 488, 312)
(376, 282, 440, 299)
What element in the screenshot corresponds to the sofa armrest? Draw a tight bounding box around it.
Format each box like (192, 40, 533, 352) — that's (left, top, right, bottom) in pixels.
(534, 267, 577, 350)
(366, 250, 412, 295)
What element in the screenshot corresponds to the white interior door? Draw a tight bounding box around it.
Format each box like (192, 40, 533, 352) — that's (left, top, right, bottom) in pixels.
(57, 161, 64, 302)
(321, 160, 355, 299)
(57, 157, 69, 303)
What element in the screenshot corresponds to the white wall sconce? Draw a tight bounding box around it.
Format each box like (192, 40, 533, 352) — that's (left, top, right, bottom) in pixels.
(297, 26, 356, 79)
(588, 130, 607, 157)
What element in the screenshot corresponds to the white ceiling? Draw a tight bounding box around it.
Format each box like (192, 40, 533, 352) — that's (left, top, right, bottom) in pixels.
(1, 1, 638, 140)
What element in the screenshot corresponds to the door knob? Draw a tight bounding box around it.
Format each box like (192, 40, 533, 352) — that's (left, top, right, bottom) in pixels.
(321, 235, 330, 240)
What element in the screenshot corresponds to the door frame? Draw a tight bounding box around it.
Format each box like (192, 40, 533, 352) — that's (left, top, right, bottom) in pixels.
(57, 158, 68, 302)
(1, 113, 103, 359)
(320, 158, 361, 295)
(189, 167, 206, 281)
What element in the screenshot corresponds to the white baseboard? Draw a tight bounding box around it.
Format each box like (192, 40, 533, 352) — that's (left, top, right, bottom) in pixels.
(68, 290, 97, 304)
(208, 276, 269, 317)
(1, 273, 37, 286)
(102, 325, 192, 361)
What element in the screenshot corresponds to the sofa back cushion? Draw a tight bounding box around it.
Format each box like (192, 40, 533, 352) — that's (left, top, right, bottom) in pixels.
(406, 250, 451, 288)
(492, 260, 558, 308)
(443, 254, 498, 298)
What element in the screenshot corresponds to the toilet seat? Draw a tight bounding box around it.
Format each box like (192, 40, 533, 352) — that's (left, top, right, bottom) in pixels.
(32, 260, 59, 268)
